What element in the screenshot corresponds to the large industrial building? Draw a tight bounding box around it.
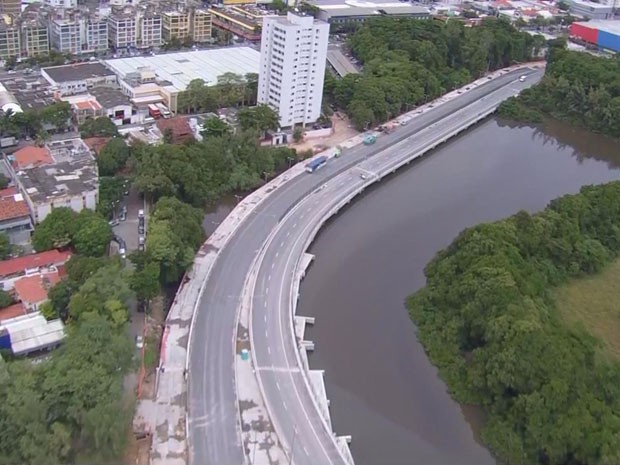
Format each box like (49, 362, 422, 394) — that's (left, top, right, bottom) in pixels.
(258, 12, 329, 128)
(105, 47, 260, 113)
(307, 0, 430, 27)
(569, 0, 613, 20)
(570, 20, 620, 52)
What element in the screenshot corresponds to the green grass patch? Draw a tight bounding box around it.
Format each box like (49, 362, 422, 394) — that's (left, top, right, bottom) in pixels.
(143, 332, 160, 370)
(553, 258, 620, 362)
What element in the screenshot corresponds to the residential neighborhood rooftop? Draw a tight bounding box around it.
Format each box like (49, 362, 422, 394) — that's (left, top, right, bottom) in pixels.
(0, 312, 65, 356)
(14, 270, 60, 305)
(12, 146, 54, 170)
(0, 188, 30, 222)
(0, 249, 71, 278)
(42, 62, 116, 84)
(90, 86, 131, 108)
(17, 159, 98, 204)
(0, 302, 27, 322)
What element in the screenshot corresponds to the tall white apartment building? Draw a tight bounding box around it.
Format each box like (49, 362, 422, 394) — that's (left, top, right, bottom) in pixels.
(108, 11, 137, 49)
(84, 18, 109, 53)
(50, 19, 80, 54)
(138, 13, 162, 48)
(258, 12, 329, 128)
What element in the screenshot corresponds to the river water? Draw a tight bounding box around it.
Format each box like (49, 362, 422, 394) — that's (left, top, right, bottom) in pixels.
(295, 118, 620, 465)
(200, 117, 620, 465)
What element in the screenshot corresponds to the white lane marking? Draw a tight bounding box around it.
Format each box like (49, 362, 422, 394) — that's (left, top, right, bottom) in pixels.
(293, 223, 297, 228)
(283, 401, 288, 411)
(264, 314, 267, 323)
(276, 381, 280, 391)
(264, 301, 267, 308)
(265, 288, 269, 295)
(303, 446, 309, 456)
(275, 251, 279, 258)
(268, 346, 271, 355)
(256, 366, 301, 373)
(268, 275, 271, 281)
(286, 231, 290, 237)
(271, 262, 275, 269)
(280, 241, 284, 247)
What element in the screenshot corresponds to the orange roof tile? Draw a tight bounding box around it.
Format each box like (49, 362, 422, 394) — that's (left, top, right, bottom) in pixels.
(0, 187, 17, 197)
(84, 136, 111, 155)
(14, 270, 60, 305)
(0, 194, 30, 222)
(13, 146, 53, 170)
(75, 100, 102, 111)
(0, 302, 26, 322)
(0, 249, 72, 278)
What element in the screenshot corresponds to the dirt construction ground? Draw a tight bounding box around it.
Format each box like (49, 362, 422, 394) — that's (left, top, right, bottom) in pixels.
(290, 113, 359, 153)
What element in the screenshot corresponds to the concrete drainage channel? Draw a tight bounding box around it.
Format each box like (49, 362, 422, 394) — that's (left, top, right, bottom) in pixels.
(148, 62, 544, 465)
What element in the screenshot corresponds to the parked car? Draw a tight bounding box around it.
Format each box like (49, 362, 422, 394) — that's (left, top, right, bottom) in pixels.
(136, 335, 144, 350)
(108, 219, 119, 227)
(119, 212, 127, 222)
(138, 224, 145, 235)
(119, 247, 126, 259)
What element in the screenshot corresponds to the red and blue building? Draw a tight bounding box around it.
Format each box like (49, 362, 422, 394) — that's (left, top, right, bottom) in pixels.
(570, 21, 620, 53)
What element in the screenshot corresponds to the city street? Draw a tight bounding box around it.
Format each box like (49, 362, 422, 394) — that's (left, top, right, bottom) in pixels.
(112, 185, 146, 253)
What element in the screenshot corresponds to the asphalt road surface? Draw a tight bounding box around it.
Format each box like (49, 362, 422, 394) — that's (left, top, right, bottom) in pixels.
(249, 69, 543, 465)
(187, 67, 543, 465)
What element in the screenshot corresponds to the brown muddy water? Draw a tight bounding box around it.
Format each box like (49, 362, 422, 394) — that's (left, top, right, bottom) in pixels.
(201, 117, 620, 465)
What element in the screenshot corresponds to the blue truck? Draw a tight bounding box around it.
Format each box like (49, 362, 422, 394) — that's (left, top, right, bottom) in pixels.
(305, 155, 328, 173)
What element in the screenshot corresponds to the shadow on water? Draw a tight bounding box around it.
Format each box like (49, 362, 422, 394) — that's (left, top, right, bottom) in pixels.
(497, 117, 620, 169)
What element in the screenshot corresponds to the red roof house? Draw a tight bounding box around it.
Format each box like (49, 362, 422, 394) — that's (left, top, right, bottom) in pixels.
(13, 270, 61, 311)
(0, 250, 72, 288)
(12, 146, 53, 170)
(156, 117, 193, 144)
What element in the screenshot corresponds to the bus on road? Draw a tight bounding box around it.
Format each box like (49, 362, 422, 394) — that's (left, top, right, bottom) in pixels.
(305, 156, 328, 173)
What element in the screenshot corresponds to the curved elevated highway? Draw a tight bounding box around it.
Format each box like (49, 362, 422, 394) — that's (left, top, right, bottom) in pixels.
(187, 67, 543, 465)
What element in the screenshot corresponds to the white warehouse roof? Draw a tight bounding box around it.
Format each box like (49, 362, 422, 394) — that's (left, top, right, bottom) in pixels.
(105, 47, 261, 92)
(0, 312, 65, 356)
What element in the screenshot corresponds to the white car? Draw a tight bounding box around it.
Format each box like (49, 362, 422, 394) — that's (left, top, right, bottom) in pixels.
(119, 247, 126, 259)
(519, 75, 527, 82)
(136, 335, 144, 350)
(360, 173, 368, 180)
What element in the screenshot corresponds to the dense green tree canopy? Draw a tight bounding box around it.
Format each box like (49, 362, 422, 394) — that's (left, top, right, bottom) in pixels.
(32, 208, 111, 257)
(237, 104, 280, 133)
(32, 208, 78, 251)
(177, 72, 258, 114)
(131, 131, 296, 206)
(0, 314, 133, 464)
(96, 137, 129, 177)
(326, 17, 543, 130)
(143, 196, 204, 284)
(79, 117, 120, 139)
(498, 47, 620, 139)
(409, 181, 620, 465)
(201, 116, 231, 139)
(0, 232, 11, 260)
